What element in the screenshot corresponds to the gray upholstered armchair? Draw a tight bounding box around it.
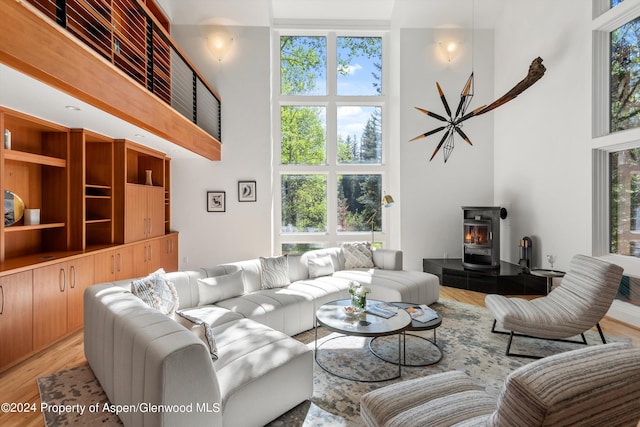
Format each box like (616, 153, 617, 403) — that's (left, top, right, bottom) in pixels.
(485, 254, 623, 357)
(360, 342, 640, 427)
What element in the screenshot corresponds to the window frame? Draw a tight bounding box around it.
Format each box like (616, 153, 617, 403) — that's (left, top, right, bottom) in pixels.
(592, 0, 640, 264)
(272, 30, 390, 253)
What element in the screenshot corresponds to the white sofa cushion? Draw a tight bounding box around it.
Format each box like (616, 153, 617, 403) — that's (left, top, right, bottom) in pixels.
(259, 255, 291, 289)
(211, 318, 312, 422)
(197, 270, 245, 306)
(341, 242, 374, 269)
(308, 254, 335, 278)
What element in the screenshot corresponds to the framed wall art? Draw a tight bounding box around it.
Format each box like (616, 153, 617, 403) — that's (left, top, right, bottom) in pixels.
(238, 180, 257, 202)
(207, 191, 226, 212)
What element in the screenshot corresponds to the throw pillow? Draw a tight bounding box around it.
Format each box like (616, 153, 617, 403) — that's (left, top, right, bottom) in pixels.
(259, 255, 290, 289)
(131, 268, 179, 317)
(341, 242, 374, 269)
(174, 311, 218, 361)
(308, 254, 335, 278)
(197, 270, 245, 306)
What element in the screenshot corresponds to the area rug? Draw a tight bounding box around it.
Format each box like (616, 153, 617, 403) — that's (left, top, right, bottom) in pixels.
(37, 299, 626, 426)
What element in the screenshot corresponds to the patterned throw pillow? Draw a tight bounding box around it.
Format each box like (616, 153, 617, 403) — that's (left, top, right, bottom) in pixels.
(341, 242, 375, 269)
(174, 311, 218, 361)
(131, 268, 179, 317)
(259, 256, 291, 289)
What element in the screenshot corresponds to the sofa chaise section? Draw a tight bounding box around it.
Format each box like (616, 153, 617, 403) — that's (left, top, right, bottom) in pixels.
(84, 284, 312, 427)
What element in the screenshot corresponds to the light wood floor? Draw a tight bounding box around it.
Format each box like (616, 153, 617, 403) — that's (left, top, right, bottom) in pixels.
(0, 287, 638, 426)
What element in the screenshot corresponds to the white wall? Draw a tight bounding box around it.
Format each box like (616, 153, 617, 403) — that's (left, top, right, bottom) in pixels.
(492, 0, 591, 271)
(169, 24, 497, 271)
(170, 26, 273, 268)
(399, 29, 495, 270)
(169, 4, 591, 276)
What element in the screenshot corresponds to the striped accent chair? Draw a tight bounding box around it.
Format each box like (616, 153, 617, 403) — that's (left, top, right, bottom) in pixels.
(360, 342, 640, 427)
(484, 254, 623, 357)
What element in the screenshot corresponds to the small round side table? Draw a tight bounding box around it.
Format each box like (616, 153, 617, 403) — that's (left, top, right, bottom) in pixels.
(530, 269, 565, 294)
(369, 302, 442, 367)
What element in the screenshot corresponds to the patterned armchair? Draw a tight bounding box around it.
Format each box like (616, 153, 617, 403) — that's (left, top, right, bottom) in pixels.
(360, 342, 640, 427)
(485, 254, 623, 357)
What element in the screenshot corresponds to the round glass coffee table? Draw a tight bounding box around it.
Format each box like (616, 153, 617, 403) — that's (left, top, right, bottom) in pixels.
(314, 299, 411, 382)
(368, 302, 443, 367)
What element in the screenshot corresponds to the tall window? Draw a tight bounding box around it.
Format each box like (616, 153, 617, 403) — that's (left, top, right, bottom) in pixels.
(594, 0, 640, 259)
(275, 32, 387, 254)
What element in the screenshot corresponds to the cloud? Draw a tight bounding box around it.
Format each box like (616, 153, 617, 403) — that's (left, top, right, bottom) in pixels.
(339, 63, 363, 75)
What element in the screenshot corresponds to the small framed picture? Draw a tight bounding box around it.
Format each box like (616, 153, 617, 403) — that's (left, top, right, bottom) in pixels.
(207, 191, 226, 212)
(238, 181, 257, 202)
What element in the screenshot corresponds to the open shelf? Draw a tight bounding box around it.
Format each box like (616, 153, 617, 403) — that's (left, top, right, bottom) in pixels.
(4, 151, 66, 167)
(4, 223, 66, 233)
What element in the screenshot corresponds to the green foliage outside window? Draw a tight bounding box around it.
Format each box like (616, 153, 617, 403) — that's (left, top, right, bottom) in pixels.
(279, 35, 384, 238)
(611, 17, 640, 132)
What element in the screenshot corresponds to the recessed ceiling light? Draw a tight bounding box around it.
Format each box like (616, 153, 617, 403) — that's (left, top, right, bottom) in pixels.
(134, 133, 145, 138)
(64, 105, 81, 111)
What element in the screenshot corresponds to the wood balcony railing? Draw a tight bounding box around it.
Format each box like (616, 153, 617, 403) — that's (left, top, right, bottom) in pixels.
(0, 0, 221, 160)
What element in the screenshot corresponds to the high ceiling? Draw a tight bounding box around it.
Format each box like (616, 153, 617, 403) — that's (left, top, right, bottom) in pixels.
(1, 0, 505, 160)
(156, 0, 504, 28)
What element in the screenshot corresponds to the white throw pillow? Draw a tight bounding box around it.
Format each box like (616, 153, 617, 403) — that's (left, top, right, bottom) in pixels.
(197, 270, 245, 306)
(174, 311, 218, 361)
(131, 268, 179, 317)
(260, 255, 291, 289)
(308, 254, 335, 278)
(341, 242, 374, 269)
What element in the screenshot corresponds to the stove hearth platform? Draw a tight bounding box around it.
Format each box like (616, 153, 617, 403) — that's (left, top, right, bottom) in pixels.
(423, 258, 546, 295)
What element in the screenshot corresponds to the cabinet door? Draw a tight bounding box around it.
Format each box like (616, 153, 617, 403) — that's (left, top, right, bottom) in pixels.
(67, 255, 95, 331)
(148, 187, 165, 238)
(33, 263, 68, 351)
(94, 250, 117, 283)
(115, 245, 135, 280)
(160, 234, 178, 272)
(133, 240, 161, 277)
(124, 185, 148, 243)
(0, 271, 33, 370)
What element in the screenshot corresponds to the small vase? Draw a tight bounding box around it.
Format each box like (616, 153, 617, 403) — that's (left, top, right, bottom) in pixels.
(351, 293, 367, 310)
(145, 170, 153, 186)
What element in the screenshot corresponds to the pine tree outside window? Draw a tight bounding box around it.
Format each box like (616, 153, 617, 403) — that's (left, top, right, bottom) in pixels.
(275, 32, 387, 254)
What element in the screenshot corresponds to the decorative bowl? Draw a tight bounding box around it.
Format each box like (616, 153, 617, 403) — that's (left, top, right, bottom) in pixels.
(343, 305, 362, 317)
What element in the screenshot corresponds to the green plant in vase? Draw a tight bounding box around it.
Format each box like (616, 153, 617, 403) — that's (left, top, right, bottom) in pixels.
(348, 281, 371, 311)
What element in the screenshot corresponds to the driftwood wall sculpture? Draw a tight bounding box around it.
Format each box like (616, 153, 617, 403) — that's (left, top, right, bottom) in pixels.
(411, 57, 546, 162)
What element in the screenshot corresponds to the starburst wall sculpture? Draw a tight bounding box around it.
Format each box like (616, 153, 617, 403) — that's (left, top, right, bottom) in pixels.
(411, 57, 546, 163)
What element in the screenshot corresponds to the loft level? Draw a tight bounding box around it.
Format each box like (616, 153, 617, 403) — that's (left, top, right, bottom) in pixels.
(0, 0, 221, 161)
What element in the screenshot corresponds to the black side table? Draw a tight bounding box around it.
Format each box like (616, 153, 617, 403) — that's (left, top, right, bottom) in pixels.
(530, 269, 565, 294)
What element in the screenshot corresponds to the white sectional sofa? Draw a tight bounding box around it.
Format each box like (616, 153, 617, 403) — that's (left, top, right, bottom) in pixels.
(84, 247, 440, 427)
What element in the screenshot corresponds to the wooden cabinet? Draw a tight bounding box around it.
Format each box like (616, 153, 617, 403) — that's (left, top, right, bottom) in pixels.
(0, 109, 69, 263)
(94, 245, 135, 283)
(124, 184, 165, 242)
(33, 262, 69, 351)
(0, 109, 179, 371)
(66, 255, 96, 331)
(0, 271, 33, 370)
(120, 140, 166, 243)
(32, 256, 95, 350)
(133, 238, 161, 277)
(159, 233, 178, 272)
